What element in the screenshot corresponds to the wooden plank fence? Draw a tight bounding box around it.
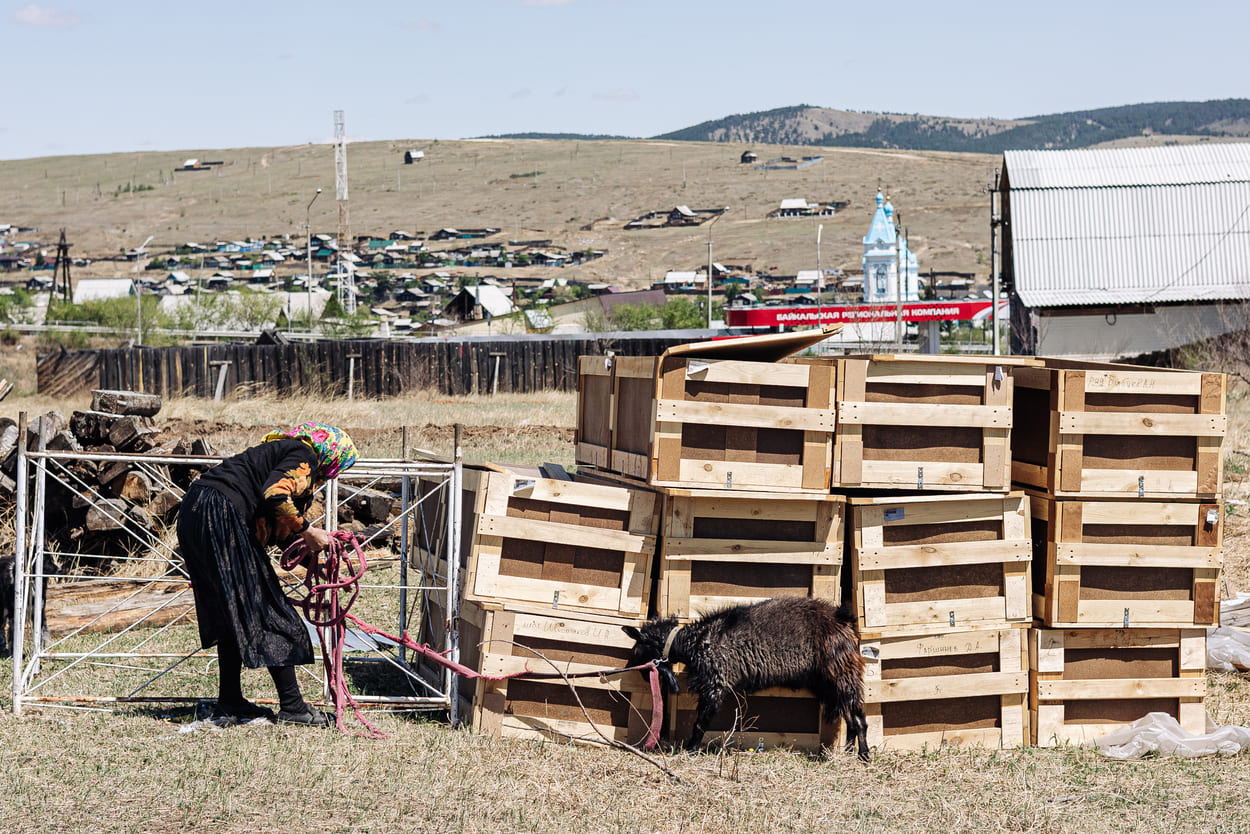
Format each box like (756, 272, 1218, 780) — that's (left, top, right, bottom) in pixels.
(36, 334, 699, 399)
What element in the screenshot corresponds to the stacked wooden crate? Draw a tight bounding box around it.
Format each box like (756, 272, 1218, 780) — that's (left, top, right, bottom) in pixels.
(578, 330, 842, 749)
(836, 348, 1037, 751)
(448, 335, 1226, 756)
(575, 330, 1041, 751)
(417, 461, 664, 745)
(848, 492, 1033, 751)
(1013, 359, 1225, 745)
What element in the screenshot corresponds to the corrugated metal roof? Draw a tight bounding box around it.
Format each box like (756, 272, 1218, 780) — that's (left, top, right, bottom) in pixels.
(1005, 144, 1250, 307)
(466, 285, 513, 317)
(73, 278, 133, 304)
(1005, 144, 1250, 189)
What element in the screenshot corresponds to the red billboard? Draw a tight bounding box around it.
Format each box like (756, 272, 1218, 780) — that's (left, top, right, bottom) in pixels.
(724, 301, 996, 328)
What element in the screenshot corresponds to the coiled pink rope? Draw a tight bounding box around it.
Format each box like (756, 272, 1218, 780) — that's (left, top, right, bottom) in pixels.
(281, 530, 385, 738)
(282, 531, 665, 748)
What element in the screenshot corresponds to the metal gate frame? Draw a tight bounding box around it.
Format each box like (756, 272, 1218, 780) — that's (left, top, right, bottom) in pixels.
(10, 413, 463, 722)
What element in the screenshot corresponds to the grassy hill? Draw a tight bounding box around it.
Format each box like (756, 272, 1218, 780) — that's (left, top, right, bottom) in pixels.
(655, 100, 1250, 152)
(0, 138, 998, 291)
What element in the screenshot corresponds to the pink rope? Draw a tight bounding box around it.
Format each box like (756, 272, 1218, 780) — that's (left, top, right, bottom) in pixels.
(282, 532, 666, 748)
(281, 531, 385, 738)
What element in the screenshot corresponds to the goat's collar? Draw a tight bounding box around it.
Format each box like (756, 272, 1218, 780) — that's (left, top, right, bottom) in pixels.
(660, 625, 682, 662)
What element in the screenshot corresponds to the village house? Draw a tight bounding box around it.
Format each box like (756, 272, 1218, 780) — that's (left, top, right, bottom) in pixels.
(770, 198, 850, 218)
(430, 228, 500, 241)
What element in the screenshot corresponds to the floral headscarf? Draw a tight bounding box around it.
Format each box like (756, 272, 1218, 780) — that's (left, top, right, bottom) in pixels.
(262, 422, 358, 479)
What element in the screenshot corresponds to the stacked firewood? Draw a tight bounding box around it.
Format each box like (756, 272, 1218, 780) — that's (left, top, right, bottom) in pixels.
(1, 390, 400, 568)
(0, 391, 217, 569)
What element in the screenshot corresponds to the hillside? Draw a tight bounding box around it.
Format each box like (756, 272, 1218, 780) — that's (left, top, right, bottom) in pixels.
(0, 139, 997, 292)
(655, 100, 1250, 152)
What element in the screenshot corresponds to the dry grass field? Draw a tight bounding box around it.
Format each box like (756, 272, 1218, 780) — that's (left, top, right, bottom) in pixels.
(0, 138, 997, 291)
(0, 382, 1249, 833)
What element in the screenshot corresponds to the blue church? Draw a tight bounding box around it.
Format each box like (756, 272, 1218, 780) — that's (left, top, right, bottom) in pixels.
(861, 191, 920, 304)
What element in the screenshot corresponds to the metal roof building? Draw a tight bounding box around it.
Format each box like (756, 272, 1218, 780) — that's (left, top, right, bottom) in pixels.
(72, 278, 134, 304)
(1002, 144, 1250, 358)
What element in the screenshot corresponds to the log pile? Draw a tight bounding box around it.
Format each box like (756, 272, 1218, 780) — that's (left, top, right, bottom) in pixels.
(2, 390, 404, 573)
(0, 391, 220, 572)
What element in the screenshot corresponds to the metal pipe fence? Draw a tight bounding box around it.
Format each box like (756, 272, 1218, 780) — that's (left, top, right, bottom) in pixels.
(10, 420, 462, 722)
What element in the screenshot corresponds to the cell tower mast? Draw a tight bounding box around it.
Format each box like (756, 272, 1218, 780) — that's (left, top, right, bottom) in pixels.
(334, 109, 355, 314)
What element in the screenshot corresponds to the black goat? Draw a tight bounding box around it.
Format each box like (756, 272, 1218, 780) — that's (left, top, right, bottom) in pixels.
(623, 597, 869, 760)
(0, 553, 61, 656)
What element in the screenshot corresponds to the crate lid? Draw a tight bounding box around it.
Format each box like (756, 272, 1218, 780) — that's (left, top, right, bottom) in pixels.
(661, 325, 842, 363)
(840, 353, 1041, 366)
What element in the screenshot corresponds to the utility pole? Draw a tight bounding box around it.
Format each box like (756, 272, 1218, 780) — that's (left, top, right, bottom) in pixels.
(895, 214, 904, 350)
(134, 235, 153, 345)
(306, 188, 321, 330)
(54, 229, 71, 303)
(334, 110, 355, 315)
(706, 210, 726, 329)
(989, 168, 1003, 355)
(816, 224, 823, 329)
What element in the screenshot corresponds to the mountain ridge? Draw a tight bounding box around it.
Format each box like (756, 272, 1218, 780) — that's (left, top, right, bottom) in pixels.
(481, 99, 1250, 151)
(650, 100, 1250, 152)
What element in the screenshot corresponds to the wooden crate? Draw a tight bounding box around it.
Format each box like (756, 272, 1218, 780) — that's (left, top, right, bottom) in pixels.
(466, 466, 660, 618)
(1030, 627, 1206, 746)
(464, 601, 657, 746)
(1029, 492, 1222, 628)
(850, 492, 1032, 636)
(656, 489, 845, 620)
(829, 354, 1038, 492)
(666, 670, 838, 752)
(1012, 361, 1226, 499)
(862, 628, 1029, 751)
(577, 328, 841, 494)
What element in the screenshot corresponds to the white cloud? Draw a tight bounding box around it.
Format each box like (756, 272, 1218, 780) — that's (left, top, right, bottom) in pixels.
(405, 94, 430, 105)
(12, 5, 80, 28)
(593, 89, 639, 103)
(403, 19, 441, 31)
(510, 88, 531, 100)
(522, 0, 577, 6)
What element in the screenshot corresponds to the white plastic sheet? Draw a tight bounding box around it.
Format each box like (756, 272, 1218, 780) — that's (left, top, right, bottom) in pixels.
(1207, 626, 1250, 672)
(1096, 712, 1250, 759)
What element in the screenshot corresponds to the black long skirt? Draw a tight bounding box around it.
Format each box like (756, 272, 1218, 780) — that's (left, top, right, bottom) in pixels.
(177, 482, 313, 668)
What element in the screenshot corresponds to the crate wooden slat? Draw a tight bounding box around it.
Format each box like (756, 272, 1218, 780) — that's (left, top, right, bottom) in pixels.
(462, 602, 656, 746)
(1013, 361, 1226, 499)
(850, 492, 1032, 636)
(575, 355, 614, 469)
(829, 354, 1037, 492)
(1030, 627, 1206, 746)
(1029, 491, 1222, 628)
(656, 489, 845, 620)
(576, 329, 842, 494)
(608, 355, 660, 481)
(466, 466, 660, 618)
(861, 628, 1029, 751)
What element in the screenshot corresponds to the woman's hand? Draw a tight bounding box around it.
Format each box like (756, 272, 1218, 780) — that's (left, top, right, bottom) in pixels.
(301, 526, 333, 555)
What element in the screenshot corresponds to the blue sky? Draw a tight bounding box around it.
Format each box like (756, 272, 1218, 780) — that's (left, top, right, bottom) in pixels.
(3, 0, 1248, 161)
